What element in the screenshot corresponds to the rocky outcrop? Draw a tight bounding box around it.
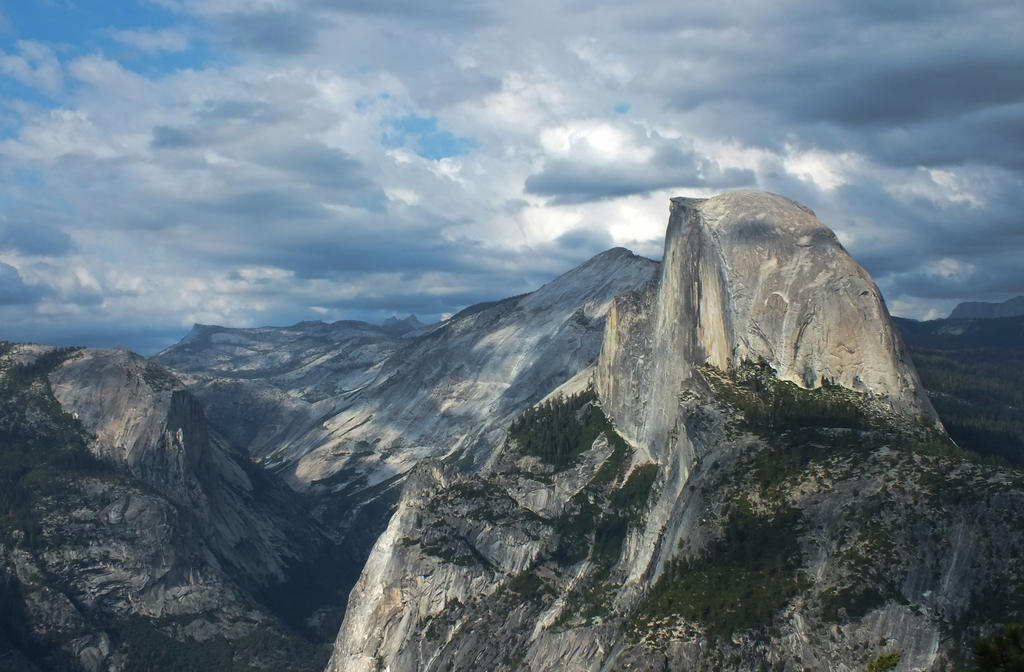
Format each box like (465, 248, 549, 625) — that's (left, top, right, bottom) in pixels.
(326, 419, 619, 672)
(49, 348, 312, 584)
(0, 344, 328, 671)
(598, 190, 935, 462)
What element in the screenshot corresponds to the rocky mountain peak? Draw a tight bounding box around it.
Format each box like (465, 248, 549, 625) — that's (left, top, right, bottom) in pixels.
(381, 314, 424, 335)
(673, 190, 920, 389)
(48, 348, 201, 477)
(599, 189, 935, 460)
(172, 323, 216, 348)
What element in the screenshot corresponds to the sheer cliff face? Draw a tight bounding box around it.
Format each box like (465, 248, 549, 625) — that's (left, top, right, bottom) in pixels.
(48, 348, 313, 585)
(50, 350, 211, 493)
(597, 190, 935, 461)
(0, 345, 329, 671)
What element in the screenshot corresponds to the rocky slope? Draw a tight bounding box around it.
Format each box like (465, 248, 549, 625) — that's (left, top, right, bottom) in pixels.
(328, 190, 1020, 672)
(328, 383, 1024, 672)
(151, 319, 419, 466)
(0, 344, 330, 671)
(154, 248, 657, 491)
(147, 246, 657, 654)
(48, 348, 319, 585)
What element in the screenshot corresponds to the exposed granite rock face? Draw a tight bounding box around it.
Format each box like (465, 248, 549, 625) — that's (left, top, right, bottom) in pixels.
(288, 248, 655, 490)
(327, 368, 1024, 672)
(326, 424, 618, 672)
(597, 190, 935, 463)
(152, 319, 409, 462)
(49, 348, 312, 585)
(0, 344, 328, 671)
(327, 191, 1016, 672)
(154, 248, 658, 493)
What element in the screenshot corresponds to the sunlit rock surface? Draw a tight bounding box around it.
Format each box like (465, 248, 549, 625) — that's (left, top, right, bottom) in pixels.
(155, 248, 657, 494)
(597, 190, 935, 463)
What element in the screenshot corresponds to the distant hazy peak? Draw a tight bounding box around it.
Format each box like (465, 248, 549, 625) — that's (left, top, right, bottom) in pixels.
(174, 322, 216, 346)
(381, 314, 425, 335)
(949, 295, 1024, 320)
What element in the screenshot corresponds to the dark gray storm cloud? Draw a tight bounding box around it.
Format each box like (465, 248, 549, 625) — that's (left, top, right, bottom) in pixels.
(868, 105, 1024, 170)
(804, 55, 1024, 127)
(0, 221, 74, 256)
(164, 205, 531, 279)
(151, 125, 201, 149)
(218, 10, 324, 55)
(261, 143, 374, 191)
(0, 262, 45, 305)
(650, 1, 1024, 171)
(525, 143, 755, 204)
(887, 254, 1024, 300)
(555, 227, 614, 253)
(309, 0, 496, 25)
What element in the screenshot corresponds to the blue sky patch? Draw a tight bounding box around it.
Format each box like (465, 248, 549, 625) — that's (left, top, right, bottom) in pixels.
(381, 114, 476, 160)
(2, 1, 180, 46)
(0, 0, 213, 86)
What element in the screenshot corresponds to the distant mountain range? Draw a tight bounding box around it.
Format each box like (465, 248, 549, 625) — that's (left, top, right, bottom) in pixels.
(895, 313, 1024, 350)
(949, 295, 1024, 319)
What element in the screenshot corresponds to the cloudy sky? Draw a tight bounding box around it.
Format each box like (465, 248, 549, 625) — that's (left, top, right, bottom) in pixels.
(1, 0, 1022, 353)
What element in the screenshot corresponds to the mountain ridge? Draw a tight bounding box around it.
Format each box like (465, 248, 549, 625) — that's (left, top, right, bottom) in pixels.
(145, 243, 659, 656)
(949, 295, 1024, 320)
(153, 245, 658, 488)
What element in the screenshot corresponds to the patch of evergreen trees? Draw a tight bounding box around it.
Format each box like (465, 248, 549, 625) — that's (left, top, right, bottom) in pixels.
(706, 360, 868, 435)
(0, 347, 110, 548)
(638, 498, 806, 637)
(508, 390, 606, 469)
(974, 622, 1024, 671)
(909, 348, 1024, 465)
